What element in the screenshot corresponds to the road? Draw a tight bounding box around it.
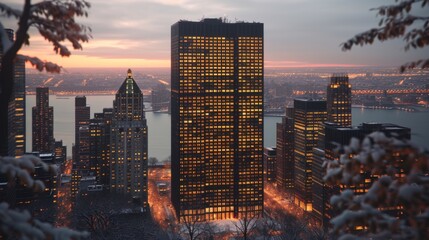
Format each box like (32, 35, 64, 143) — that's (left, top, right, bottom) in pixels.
(148, 166, 177, 238)
(55, 159, 74, 227)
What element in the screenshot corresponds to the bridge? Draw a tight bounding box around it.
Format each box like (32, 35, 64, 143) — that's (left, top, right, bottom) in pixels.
(293, 88, 429, 96)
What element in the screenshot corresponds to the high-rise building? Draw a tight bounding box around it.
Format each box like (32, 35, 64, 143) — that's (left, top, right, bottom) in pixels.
(264, 147, 276, 182)
(294, 99, 327, 212)
(312, 122, 411, 229)
(327, 74, 351, 127)
(54, 140, 67, 163)
(99, 108, 113, 187)
(32, 87, 54, 153)
(78, 126, 90, 172)
(71, 96, 90, 197)
(74, 96, 90, 162)
(276, 108, 295, 190)
(110, 69, 148, 209)
(2, 29, 26, 157)
(89, 114, 106, 184)
(171, 18, 264, 220)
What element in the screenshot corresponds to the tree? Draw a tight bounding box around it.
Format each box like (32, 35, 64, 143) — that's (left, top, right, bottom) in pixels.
(324, 132, 429, 239)
(257, 216, 279, 240)
(278, 214, 309, 240)
(0, 155, 88, 239)
(178, 215, 206, 240)
(0, 0, 91, 156)
(233, 212, 259, 240)
(341, 0, 429, 72)
(149, 157, 159, 166)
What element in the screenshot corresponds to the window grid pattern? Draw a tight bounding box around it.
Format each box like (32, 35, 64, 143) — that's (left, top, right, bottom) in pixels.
(172, 21, 263, 221)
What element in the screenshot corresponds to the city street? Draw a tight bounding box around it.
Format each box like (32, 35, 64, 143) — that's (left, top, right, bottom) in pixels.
(148, 166, 177, 234)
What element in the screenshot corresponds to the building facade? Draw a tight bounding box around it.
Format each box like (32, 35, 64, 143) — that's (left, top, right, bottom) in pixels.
(327, 74, 351, 127)
(74, 96, 90, 162)
(54, 140, 67, 163)
(171, 18, 264, 220)
(264, 147, 276, 182)
(32, 87, 54, 153)
(110, 69, 148, 209)
(0, 29, 26, 157)
(275, 108, 295, 190)
(294, 99, 327, 212)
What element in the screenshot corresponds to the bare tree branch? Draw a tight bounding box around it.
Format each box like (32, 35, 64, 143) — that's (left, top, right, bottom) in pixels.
(341, 0, 429, 72)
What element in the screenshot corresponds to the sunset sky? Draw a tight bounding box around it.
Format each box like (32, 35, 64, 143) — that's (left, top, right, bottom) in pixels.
(2, 0, 429, 69)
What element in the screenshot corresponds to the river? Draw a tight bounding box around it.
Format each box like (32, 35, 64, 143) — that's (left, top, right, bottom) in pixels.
(25, 95, 429, 160)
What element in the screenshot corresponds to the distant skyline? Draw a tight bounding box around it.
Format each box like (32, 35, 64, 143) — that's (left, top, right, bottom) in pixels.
(3, 0, 429, 69)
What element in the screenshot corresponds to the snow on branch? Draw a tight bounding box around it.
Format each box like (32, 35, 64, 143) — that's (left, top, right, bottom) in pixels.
(1, 0, 91, 74)
(18, 54, 62, 73)
(0, 155, 57, 191)
(29, 0, 92, 58)
(0, 3, 22, 19)
(324, 132, 429, 239)
(0, 155, 89, 239)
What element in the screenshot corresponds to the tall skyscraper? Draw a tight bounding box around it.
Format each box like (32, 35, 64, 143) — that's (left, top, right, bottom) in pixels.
(327, 74, 351, 127)
(110, 69, 148, 209)
(276, 108, 295, 190)
(71, 96, 90, 197)
(1, 29, 26, 157)
(171, 18, 264, 220)
(32, 87, 54, 153)
(294, 99, 326, 212)
(264, 147, 276, 182)
(99, 108, 113, 187)
(74, 96, 90, 162)
(54, 140, 67, 163)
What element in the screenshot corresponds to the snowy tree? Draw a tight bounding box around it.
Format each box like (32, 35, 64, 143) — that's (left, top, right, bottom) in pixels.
(0, 0, 91, 156)
(148, 157, 159, 166)
(257, 216, 279, 240)
(0, 155, 89, 239)
(178, 215, 206, 240)
(324, 132, 429, 239)
(233, 212, 259, 240)
(341, 0, 429, 72)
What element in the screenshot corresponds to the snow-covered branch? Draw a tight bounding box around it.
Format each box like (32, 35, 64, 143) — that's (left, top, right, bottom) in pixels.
(0, 155, 89, 239)
(18, 54, 62, 73)
(0, 3, 22, 19)
(324, 132, 429, 239)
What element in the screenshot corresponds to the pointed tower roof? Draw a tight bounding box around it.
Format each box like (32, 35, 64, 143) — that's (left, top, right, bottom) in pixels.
(117, 69, 142, 95)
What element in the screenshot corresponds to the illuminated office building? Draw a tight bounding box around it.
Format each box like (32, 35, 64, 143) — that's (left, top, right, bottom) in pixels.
(110, 69, 148, 209)
(99, 108, 113, 187)
(89, 109, 113, 186)
(276, 108, 295, 190)
(74, 96, 90, 162)
(327, 74, 351, 127)
(2, 29, 26, 157)
(32, 87, 54, 153)
(264, 147, 276, 182)
(294, 99, 326, 212)
(54, 140, 67, 163)
(71, 96, 90, 197)
(171, 18, 264, 220)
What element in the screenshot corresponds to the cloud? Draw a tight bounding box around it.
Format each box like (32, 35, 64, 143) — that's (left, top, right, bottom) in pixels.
(2, 0, 428, 68)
